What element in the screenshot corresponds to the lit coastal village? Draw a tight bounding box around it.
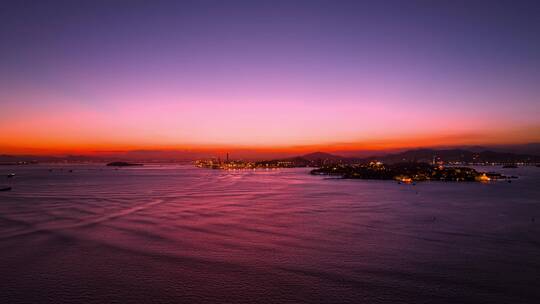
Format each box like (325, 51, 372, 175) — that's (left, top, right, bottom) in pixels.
(193, 150, 539, 183)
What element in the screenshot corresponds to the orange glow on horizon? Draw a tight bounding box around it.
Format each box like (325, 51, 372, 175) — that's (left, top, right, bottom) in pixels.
(2, 95, 539, 157)
(2, 126, 539, 158)
(1, 1, 540, 160)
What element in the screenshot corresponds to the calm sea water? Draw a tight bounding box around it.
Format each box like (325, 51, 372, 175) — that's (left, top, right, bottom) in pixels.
(0, 164, 539, 303)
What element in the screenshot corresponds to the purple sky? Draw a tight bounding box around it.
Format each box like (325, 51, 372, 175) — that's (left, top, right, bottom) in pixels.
(1, 0, 539, 154)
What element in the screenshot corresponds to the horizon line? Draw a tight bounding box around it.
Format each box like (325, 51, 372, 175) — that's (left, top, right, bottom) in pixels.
(2, 142, 540, 159)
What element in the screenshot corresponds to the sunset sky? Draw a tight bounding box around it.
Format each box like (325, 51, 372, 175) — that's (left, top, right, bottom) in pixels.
(1, 1, 539, 156)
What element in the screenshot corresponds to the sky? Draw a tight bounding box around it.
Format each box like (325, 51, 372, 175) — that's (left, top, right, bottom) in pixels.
(1, 0, 539, 156)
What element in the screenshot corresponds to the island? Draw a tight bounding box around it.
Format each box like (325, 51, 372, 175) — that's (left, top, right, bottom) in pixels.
(194, 149, 534, 182)
(311, 162, 510, 182)
(106, 162, 144, 167)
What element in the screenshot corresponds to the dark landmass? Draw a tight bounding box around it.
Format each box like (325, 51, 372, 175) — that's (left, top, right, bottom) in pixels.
(250, 149, 540, 168)
(362, 149, 540, 165)
(333, 143, 540, 158)
(310, 162, 508, 182)
(0, 155, 39, 165)
(0, 154, 104, 164)
(195, 148, 540, 171)
(195, 149, 533, 183)
(301, 152, 345, 162)
(0, 162, 35, 166)
(293, 149, 540, 166)
(478, 143, 540, 156)
(262, 149, 540, 167)
(2, 146, 540, 165)
(502, 164, 519, 168)
(106, 162, 143, 167)
(0, 154, 191, 164)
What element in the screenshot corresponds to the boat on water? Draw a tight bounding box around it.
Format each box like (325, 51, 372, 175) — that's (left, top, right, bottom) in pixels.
(6, 173, 15, 178)
(0, 187, 12, 192)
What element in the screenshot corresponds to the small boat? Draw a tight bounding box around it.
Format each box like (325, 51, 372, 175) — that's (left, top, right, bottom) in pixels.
(6, 173, 15, 178)
(0, 187, 12, 192)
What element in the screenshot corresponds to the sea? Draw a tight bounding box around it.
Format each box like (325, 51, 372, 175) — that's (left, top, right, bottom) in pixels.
(0, 164, 539, 303)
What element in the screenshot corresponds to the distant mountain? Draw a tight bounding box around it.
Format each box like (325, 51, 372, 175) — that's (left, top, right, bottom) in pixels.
(2, 146, 540, 165)
(276, 148, 540, 166)
(362, 149, 540, 164)
(0, 154, 60, 163)
(0, 153, 192, 164)
(301, 152, 345, 161)
(443, 143, 540, 156)
(487, 143, 540, 156)
(0, 154, 116, 164)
